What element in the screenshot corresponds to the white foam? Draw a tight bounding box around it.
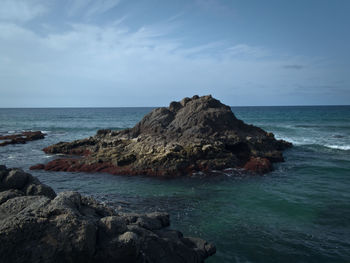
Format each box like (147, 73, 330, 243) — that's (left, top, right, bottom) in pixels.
(275, 135, 350, 151)
(275, 136, 315, 146)
(324, 145, 350, 151)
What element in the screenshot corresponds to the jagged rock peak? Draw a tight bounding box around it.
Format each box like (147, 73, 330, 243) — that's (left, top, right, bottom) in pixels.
(129, 95, 239, 139)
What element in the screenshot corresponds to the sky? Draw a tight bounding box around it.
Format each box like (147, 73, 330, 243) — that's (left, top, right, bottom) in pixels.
(0, 0, 349, 107)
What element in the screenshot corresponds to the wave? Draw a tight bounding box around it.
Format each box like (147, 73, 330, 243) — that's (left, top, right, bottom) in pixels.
(45, 127, 127, 132)
(294, 124, 350, 129)
(1, 130, 51, 135)
(324, 145, 350, 151)
(275, 136, 315, 146)
(276, 136, 350, 151)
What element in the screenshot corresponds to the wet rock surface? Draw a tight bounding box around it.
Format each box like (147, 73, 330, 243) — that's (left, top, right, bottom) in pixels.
(31, 95, 291, 175)
(0, 166, 215, 263)
(0, 131, 46, 147)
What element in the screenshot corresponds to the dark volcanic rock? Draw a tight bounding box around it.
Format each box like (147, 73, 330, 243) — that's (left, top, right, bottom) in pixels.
(31, 95, 291, 175)
(0, 131, 46, 147)
(0, 166, 215, 263)
(0, 166, 56, 199)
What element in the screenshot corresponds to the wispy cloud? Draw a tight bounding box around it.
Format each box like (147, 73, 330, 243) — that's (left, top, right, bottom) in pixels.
(0, 0, 348, 106)
(292, 84, 347, 95)
(226, 44, 268, 59)
(283, 64, 304, 70)
(0, 0, 47, 22)
(0, 18, 334, 106)
(67, 0, 121, 18)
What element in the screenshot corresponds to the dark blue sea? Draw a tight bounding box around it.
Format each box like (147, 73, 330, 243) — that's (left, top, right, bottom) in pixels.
(0, 106, 350, 263)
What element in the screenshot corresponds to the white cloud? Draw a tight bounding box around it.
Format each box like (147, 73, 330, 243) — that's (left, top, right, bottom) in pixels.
(86, 0, 121, 17)
(226, 44, 268, 58)
(0, 0, 47, 22)
(0, 8, 347, 106)
(67, 0, 121, 18)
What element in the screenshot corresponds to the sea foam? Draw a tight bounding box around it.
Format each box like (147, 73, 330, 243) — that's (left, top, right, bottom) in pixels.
(324, 145, 350, 151)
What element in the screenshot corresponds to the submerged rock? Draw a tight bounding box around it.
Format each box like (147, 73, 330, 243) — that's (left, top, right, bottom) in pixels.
(243, 157, 272, 174)
(0, 131, 46, 147)
(0, 166, 215, 262)
(31, 95, 291, 176)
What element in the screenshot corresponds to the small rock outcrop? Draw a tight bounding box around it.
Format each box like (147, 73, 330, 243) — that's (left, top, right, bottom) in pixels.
(31, 95, 291, 175)
(0, 131, 46, 147)
(0, 165, 215, 263)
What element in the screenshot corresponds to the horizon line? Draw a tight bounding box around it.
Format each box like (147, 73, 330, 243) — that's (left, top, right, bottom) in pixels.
(0, 104, 349, 109)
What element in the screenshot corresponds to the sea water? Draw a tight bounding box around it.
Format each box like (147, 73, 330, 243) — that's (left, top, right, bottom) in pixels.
(0, 106, 349, 263)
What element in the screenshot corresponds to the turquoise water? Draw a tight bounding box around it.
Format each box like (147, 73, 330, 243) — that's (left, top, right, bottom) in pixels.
(0, 106, 350, 262)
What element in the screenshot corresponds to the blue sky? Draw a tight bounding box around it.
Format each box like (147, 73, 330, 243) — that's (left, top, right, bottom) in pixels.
(0, 0, 349, 107)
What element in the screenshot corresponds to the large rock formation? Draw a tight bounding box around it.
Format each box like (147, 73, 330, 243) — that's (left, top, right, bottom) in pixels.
(31, 95, 291, 175)
(0, 131, 46, 147)
(0, 165, 215, 263)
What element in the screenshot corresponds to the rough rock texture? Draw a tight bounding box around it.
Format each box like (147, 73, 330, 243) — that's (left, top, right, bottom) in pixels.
(0, 165, 56, 200)
(31, 95, 291, 175)
(0, 131, 46, 147)
(0, 166, 215, 263)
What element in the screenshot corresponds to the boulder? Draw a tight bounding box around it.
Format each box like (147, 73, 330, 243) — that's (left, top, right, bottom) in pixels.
(0, 167, 55, 199)
(31, 95, 291, 176)
(0, 166, 215, 262)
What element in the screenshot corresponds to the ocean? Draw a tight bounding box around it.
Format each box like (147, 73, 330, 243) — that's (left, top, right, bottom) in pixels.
(0, 106, 349, 263)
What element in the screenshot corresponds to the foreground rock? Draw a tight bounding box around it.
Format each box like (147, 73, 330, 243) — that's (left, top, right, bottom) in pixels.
(31, 95, 291, 175)
(0, 166, 215, 263)
(0, 131, 46, 147)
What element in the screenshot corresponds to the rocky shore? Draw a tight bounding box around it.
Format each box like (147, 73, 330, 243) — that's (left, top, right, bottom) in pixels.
(0, 131, 46, 147)
(31, 95, 291, 176)
(0, 165, 215, 263)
